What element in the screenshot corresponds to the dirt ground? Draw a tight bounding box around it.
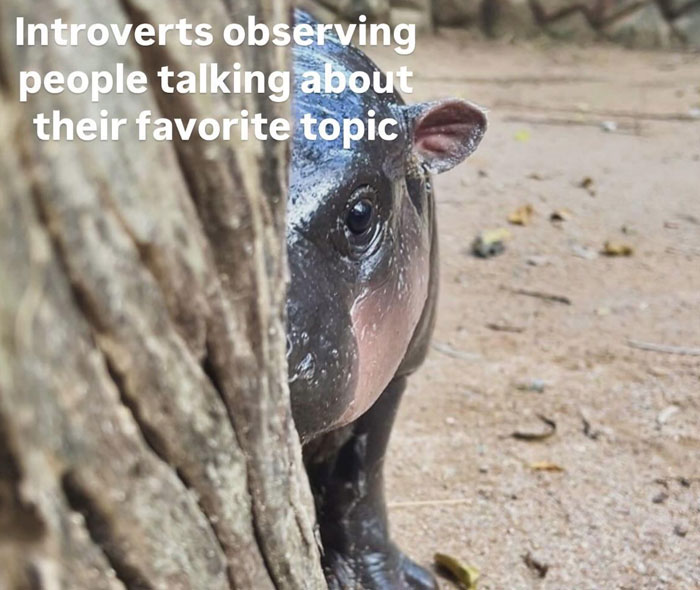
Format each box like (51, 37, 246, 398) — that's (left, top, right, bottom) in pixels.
(368, 36, 700, 590)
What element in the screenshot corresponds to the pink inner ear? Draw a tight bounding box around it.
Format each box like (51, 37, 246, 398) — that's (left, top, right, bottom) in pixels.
(413, 100, 486, 173)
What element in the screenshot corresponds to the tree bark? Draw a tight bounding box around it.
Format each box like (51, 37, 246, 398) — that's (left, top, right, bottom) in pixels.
(0, 1, 327, 589)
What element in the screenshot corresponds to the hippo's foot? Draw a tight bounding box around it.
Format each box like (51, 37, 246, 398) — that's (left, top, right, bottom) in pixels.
(324, 543, 438, 590)
(305, 379, 438, 589)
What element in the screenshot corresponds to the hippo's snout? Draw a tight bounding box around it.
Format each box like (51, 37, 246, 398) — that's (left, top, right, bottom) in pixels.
(286, 234, 359, 440)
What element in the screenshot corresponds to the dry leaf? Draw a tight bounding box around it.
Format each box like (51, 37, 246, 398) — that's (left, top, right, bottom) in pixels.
(434, 553, 480, 590)
(523, 552, 549, 578)
(530, 461, 565, 472)
(508, 204, 534, 226)
(602, 241, 634, 257)
(512, 414, 557, 441)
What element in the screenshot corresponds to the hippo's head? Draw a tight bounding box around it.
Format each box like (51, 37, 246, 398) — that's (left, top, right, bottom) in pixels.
(287, 11, 487, 441)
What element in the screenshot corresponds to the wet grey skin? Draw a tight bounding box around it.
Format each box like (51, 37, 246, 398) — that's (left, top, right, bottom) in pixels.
(287, 10, 487, 590)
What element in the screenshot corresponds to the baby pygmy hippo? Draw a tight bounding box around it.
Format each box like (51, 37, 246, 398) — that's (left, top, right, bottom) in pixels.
(287, 11, 487, 590)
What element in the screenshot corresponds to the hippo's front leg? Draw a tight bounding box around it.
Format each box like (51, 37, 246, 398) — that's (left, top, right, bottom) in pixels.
(304, 377, 437, 590)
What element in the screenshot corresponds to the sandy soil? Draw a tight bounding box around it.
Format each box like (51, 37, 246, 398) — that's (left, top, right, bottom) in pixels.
(368, 37, 700, 590)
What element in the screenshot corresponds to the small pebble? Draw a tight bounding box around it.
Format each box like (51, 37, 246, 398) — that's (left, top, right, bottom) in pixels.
(526, 255, 551, 267)
(652, 491, 669, 504)
(657, 405, 680, 425)
(571, 244, 598, 260)
(472, 229, 510, 258)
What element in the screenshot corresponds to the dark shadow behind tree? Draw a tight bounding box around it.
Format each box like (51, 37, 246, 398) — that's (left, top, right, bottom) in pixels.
(0, 1, 327, 589)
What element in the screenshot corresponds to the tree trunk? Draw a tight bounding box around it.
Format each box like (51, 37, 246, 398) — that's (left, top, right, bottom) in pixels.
(0, 1, 327, 589)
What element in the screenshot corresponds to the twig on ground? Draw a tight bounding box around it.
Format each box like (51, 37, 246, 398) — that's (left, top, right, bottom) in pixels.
(431, 341, 481, 361)
(678, 214, 700, 225)
(497, 100, 700, 122)
(667, 246, 700, 257)
(504, 286, 572, 305)
(487, 322, 526, 333)
(504, 115, 639, 133)
(627, 339, 700, 356)
(388, 498, 473, 508)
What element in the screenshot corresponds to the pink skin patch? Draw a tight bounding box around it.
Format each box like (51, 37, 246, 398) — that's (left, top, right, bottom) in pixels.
(340, 210, 430, 426)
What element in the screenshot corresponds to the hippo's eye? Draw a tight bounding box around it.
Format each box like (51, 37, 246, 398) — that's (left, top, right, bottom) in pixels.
(346, 199, 374, 235)
(335, 186, 382, 258)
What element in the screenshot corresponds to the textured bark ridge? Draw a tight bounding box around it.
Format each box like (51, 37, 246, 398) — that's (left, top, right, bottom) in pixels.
(0, 1, 327, 589)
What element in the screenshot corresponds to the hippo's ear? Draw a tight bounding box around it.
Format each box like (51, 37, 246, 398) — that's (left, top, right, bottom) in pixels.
(406, 99, 487, 174)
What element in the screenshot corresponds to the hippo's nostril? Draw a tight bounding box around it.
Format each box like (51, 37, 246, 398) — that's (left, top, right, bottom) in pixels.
(289, 352, 317, 385)
(298, 352, 316, 380)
